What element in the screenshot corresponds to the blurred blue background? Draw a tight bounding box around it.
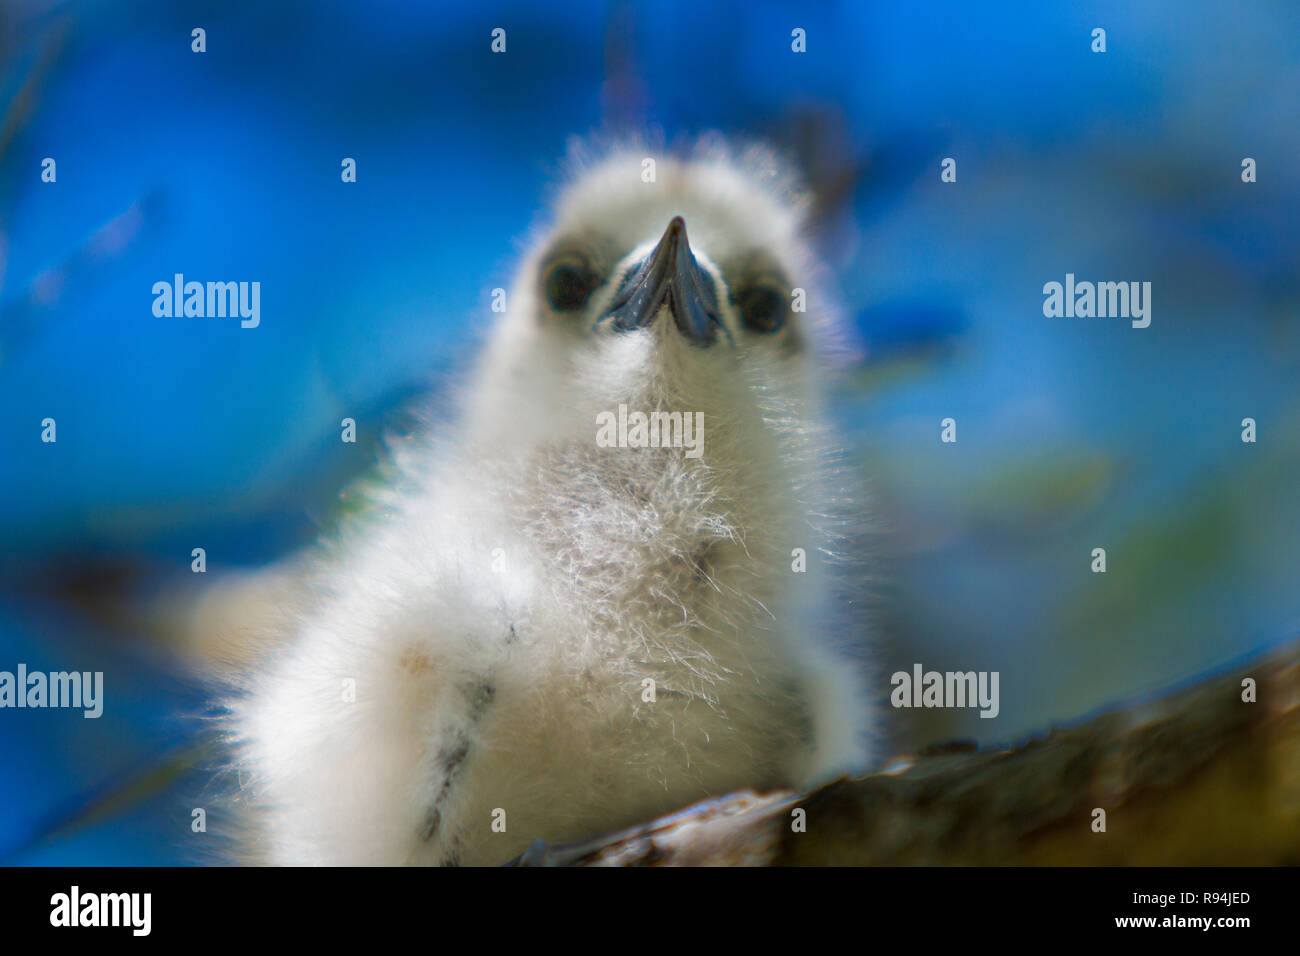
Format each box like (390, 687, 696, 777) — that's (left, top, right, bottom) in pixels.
(0, 0, 1297, 864)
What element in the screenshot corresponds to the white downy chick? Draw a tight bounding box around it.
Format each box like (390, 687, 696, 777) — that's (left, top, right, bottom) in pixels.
(231, 139, 876, 865)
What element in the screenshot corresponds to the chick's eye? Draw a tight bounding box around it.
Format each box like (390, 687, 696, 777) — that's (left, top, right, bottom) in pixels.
(736, 283, 788, 333)
(543, 257, 600, 312)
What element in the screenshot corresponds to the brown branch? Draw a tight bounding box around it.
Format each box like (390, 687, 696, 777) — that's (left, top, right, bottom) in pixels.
(513, 640, 1300, 865)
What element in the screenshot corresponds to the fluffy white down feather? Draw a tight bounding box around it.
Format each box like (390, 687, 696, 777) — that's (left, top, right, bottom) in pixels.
(229, 139, 876, 865)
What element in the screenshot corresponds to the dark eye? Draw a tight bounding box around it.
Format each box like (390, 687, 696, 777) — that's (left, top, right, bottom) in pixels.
(735, 283, 788, 333)
(543, 256, 601, 312)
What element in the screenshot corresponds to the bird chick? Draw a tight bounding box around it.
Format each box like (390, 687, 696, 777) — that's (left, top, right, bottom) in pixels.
(230, 140, 875, 865)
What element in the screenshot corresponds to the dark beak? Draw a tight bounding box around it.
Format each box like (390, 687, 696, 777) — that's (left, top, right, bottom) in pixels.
(606, 217, 722, 345)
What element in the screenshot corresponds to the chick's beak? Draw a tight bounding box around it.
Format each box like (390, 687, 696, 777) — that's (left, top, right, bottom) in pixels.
(606, 217, 722, 346)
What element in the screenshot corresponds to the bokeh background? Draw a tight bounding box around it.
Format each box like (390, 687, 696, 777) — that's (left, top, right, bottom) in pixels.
(1, 0, 1297, 864)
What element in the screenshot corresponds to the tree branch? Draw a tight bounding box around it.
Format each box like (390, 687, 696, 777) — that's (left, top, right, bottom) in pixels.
(512, 640, 1300, 865)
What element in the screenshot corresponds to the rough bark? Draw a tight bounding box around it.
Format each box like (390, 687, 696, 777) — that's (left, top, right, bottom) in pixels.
(512, 641, 1300, 865)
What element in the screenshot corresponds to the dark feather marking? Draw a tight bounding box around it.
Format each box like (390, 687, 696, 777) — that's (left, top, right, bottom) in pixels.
(419, 680, 496, 844)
